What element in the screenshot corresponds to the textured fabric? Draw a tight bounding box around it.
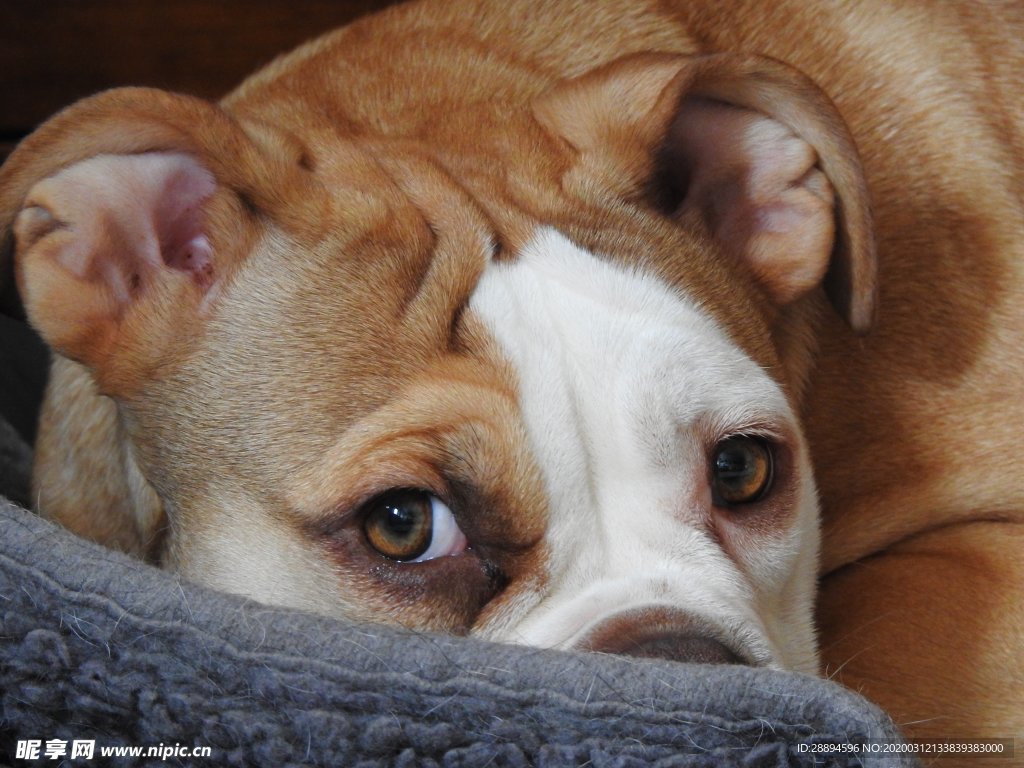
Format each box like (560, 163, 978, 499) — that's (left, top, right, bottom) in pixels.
(0, 501, 919, 767)
(0, 410, 918, 767)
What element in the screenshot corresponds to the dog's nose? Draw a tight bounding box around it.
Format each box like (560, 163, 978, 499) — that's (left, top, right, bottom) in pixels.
(578, 609, 749, 665)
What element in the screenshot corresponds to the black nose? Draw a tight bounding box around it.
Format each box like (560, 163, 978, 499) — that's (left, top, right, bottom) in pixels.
(578, 609, 750, 665)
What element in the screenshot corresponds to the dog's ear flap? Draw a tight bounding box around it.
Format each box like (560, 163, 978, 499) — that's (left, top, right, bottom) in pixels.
(535, 53, 877, 334)
(13, 152, 219, 382)
(0, 88, 311, 394)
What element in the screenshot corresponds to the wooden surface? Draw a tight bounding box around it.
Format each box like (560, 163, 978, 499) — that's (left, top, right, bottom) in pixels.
(0, 1, 399, 161)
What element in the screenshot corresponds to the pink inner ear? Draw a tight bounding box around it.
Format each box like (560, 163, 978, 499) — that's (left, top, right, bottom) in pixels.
(167, 236, 214, 282)
(15, 152, 220, 369)
(665, 98, 836, 305)
(153, 159, 217, 287)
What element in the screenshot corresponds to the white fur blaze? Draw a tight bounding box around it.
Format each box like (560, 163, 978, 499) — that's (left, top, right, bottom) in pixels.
(468, 227, 821, 673)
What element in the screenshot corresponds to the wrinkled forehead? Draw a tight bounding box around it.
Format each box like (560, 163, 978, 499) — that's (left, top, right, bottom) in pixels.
(260, 220, 797, 554)
(468, 227, 794, 459)
(166, 156, 791, 511)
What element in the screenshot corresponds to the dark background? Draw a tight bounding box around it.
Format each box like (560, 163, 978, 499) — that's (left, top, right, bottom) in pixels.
(0, 1, 399, 160)
(0, 1, 397, 445)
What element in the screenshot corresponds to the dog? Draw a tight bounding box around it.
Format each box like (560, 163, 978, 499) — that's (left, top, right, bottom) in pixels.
(1, 0, 1021, 753)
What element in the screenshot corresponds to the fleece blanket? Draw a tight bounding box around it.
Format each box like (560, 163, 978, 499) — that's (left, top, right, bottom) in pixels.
(0, 355, 917, 767)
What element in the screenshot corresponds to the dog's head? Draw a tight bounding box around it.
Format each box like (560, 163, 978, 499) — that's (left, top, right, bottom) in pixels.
(0, 51, 874, 673)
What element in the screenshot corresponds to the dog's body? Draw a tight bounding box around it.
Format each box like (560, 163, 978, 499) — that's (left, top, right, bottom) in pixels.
(1, 0, 1022, 753)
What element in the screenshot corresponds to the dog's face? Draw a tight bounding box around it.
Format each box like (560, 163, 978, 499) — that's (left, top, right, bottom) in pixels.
(0, 52, 874, 675)
(163, 219, 819, 671)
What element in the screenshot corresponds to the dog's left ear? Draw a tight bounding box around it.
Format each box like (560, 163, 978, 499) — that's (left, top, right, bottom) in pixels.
(535, 53, 877, 334)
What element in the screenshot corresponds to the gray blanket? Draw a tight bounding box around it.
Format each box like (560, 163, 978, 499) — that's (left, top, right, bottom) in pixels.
(0, 393, 916, 766)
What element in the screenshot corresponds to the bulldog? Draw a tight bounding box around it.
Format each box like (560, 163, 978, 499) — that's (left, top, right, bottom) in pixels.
(1, 0, 1021, 753)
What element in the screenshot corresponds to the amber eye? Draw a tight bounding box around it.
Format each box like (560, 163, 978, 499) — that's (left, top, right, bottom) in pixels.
(711, 436, 774, 506)
(362, 489, 467, 562)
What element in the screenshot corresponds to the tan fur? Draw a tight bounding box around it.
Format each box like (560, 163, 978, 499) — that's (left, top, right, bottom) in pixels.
(32, 356, 163, 558)
(1, 0, 1022, 754)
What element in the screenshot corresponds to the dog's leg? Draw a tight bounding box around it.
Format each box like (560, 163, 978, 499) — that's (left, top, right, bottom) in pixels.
(818, 521, 1024, 756)
(33, 355, 163, 559)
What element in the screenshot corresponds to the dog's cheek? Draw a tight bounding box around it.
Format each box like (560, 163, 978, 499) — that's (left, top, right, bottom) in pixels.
(711, 440, 820, 615)
(369, 557, 509, 632)
(316, 523, 509, 633)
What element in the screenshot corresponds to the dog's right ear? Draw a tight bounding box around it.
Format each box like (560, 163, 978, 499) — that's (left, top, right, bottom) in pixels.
(0, 88, 313, 396)
(535, 53, 877, 335)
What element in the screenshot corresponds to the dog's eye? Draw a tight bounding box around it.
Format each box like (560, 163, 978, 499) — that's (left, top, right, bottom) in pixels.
(362, 490, 468, 562)
(711, 436, 774, 506)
